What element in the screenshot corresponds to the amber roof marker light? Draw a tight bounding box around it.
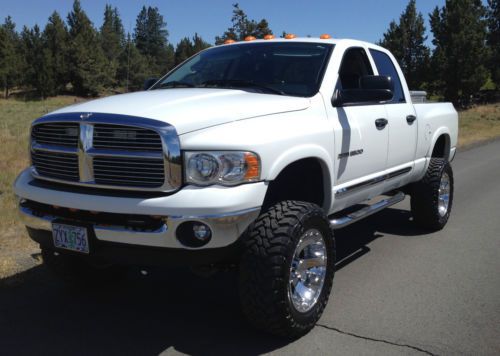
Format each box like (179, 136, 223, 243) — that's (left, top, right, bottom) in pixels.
(263, 34, 275, 40)
(284, 33, 297, 39)
(223, 39, 236, 44)
(244, 36, 256, 41)
(320, 34, 332, 39)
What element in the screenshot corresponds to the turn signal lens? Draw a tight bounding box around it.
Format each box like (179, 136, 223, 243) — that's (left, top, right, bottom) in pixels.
(244, 152, 260, 180)
(320, 34, 332, 39)
(263, 34, 275, 40)
(244, 36, 256, 41)
(224, 39, 236, 44)
(284, 33, 297, 39)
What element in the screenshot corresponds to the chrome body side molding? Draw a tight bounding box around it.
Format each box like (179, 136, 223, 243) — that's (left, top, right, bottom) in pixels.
(335, 167, 412, 198)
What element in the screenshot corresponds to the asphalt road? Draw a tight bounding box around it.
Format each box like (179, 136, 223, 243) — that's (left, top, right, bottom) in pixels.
(1, 141, 499, 356)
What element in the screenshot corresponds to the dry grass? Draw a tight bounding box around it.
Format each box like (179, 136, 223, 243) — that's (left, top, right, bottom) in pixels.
(458, 104, 500, 147)
(0, 98, 499, 280)
(0, 96, 82, 279)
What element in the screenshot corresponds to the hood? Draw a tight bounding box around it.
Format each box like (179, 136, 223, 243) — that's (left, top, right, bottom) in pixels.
(50, 89, 311, 134)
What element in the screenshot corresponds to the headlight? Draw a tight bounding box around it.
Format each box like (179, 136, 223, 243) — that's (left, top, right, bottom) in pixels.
(185, 151, 260, 186)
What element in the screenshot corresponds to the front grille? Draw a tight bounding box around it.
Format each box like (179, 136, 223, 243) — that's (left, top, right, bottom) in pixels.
(93, 124, 163, 152)
(29, 114, 181, 192)
(93, 156, 165, 188)
(32, 151, 79, 181)
(32, 123, 79, 147)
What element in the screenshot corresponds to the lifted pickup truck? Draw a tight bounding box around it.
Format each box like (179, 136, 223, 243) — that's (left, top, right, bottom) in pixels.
(14, 37, 457, 337)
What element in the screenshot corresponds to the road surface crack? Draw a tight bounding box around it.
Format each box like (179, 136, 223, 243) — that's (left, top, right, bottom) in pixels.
(316, 323, 437, 355)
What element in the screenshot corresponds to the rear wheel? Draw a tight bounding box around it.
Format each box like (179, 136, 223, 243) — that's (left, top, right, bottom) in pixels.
(239, 201, 335, 337)
(411, 158, 454, 230)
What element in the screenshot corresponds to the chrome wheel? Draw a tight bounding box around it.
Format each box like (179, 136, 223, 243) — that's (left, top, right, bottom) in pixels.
(438, 172, 451, 217)
(288, 228, 327, 313)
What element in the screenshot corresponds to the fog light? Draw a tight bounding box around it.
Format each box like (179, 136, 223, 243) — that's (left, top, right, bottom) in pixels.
(193, 224, 211, 241)
(176, 221, 212, 248)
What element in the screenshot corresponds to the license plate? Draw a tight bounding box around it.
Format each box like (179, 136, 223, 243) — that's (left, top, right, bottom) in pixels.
(52, 223, 89, 254)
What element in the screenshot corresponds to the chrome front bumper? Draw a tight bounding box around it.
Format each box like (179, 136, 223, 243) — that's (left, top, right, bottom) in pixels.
(15, 168, 266, 250)
(19, 204, 260, 250)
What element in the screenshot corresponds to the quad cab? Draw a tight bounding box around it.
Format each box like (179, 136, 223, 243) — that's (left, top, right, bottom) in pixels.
(15, 37, 457, 337)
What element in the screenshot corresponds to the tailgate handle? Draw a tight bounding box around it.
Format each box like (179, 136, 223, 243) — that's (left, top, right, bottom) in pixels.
(406, 115, 417, 124)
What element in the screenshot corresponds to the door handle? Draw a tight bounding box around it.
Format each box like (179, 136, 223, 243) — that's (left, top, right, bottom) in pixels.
(375, 118, 388, 129)
(406, 115, 417, 124)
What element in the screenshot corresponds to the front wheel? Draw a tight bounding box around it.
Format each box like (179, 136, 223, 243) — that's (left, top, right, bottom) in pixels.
(410, 158, 454, 230)
(239, 201, 335, 337)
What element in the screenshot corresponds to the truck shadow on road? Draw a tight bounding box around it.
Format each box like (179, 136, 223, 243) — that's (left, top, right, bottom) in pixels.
(0, 207, 430, 355)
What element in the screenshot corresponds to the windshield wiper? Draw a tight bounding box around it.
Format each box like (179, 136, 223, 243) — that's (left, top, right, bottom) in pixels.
(201, 79, 285, 95)
(157, 81, 195, 89)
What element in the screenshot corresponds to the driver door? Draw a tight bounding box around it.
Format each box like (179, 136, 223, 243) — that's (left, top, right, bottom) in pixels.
(325, 47, 389, 208)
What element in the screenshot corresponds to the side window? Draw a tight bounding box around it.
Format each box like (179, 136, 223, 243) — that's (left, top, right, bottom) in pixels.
(369, 49, 405, 103)
(337, 48, 374, 90)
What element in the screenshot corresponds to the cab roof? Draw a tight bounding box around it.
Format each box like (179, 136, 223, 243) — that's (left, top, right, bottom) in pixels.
(219, 37, 387, 52)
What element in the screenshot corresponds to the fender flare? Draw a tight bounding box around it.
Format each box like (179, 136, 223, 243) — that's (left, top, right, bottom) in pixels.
(267, 144, 333, 211)
(427, 127, 451, 159)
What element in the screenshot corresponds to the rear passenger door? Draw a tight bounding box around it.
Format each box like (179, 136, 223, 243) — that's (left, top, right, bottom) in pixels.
(369, 49, 417, 171)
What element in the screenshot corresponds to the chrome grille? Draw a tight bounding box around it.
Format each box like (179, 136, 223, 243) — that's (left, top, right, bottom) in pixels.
(32, 123, 79, 147)
(93, 157, 165, 187)
(93, 124, 163, 152)
(32, 151, 79, 181)
(29, 113, 182, 192)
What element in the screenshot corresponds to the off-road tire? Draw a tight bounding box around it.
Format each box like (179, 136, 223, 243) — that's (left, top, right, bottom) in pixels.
(41, 249, 125, 286)
(411, 158, 454, 230)
(239, 201, 335, 338)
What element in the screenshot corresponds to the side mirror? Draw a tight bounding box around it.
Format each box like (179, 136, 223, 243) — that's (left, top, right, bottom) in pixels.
(332, 75, 394, 107)
(143, 78, 158, 90)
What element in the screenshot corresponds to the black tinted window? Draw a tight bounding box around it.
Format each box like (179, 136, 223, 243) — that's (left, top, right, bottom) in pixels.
(153, 42, 334, 97)
(369, 49, 405, 103)
(338, 48, 374, 90)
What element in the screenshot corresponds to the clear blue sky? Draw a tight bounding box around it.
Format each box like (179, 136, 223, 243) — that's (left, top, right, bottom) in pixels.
(0, 0, 489, 46)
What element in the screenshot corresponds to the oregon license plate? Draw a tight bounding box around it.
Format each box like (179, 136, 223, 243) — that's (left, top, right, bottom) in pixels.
(52, 223, 89, 254)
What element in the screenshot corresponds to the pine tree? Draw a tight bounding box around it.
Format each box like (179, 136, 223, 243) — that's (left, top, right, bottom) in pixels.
(67, 0, 112, 96)
(133, 6, 174, 75)
(43, 11, 69, 93)
(174, 37, 194, 65)
(100, 5, 125, 87)
(174, 33, 210, 65)
(487, 0, 500, 87)
(378, 0, 430, 89)
(430, 0, 489, 105)
(0, 16, 22, 98)
(215, 3, 273, 44)
(192, 33, 211, 53)
(21, 25, 54, 97)
(117, 33, 149, 91)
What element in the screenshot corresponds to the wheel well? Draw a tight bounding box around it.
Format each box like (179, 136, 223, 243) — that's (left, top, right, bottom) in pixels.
(263, 158, 328, 211)
(431, 134, 451, 160)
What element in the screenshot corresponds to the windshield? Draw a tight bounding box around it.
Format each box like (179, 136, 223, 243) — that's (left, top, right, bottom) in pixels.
(152, 42, 334, 97)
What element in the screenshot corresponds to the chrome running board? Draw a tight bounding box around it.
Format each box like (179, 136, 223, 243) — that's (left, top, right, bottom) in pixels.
(329, 192, 405, 230)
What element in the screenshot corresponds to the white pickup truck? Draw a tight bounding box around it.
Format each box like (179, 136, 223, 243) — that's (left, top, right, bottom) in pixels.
(14, 37, 458, 337)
